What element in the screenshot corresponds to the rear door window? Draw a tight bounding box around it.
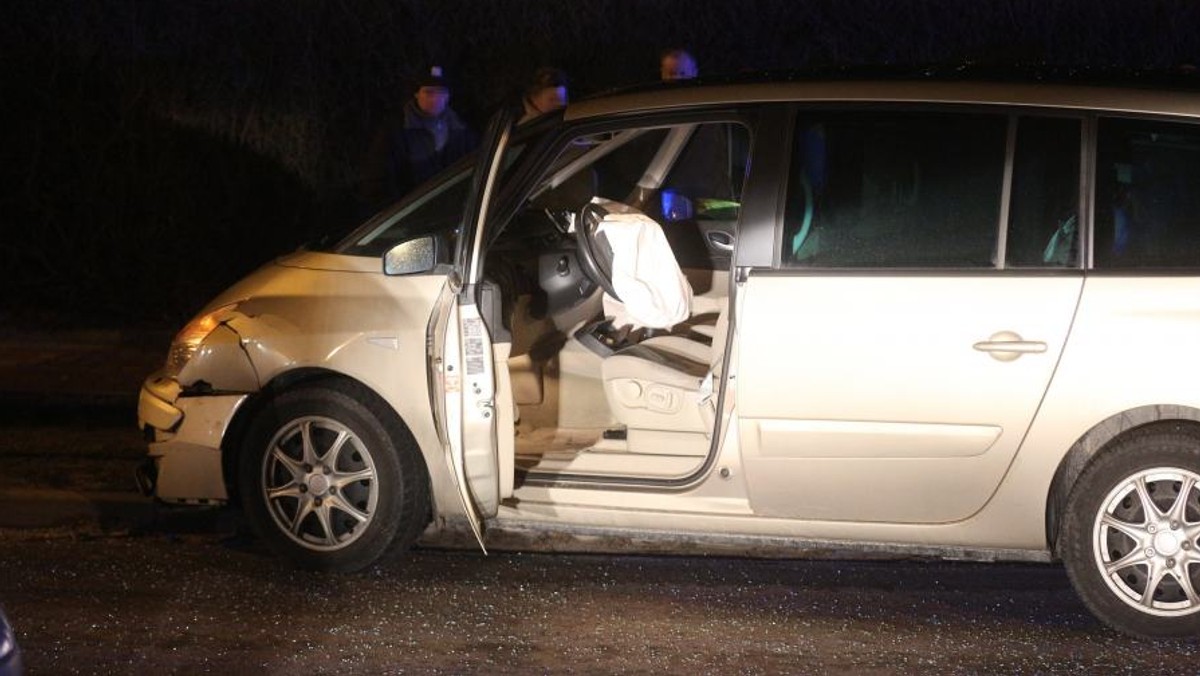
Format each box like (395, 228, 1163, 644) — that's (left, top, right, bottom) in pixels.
(1095, 117, 1200, 269)
(783, 111, 1007, 268)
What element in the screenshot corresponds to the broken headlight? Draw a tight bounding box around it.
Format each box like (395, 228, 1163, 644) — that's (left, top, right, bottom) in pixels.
(163, 303, 240, 378)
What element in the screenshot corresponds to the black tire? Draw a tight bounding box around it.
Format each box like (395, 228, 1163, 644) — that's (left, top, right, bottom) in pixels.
(238, 381, 429, 572)
(1060, 426, 1200, 638)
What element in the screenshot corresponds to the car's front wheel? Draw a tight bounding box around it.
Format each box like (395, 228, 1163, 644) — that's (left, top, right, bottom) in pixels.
(238, 382, 429, 571)
(1060, 426, 1200, 638)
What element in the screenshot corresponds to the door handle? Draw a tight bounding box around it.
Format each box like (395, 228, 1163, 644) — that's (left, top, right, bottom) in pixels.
(706, 230, 735, 252)
(973, 331, 1047, 362)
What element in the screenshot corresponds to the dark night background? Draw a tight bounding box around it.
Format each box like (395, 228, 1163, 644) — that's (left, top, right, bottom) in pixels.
(3, 0, 1198, 330)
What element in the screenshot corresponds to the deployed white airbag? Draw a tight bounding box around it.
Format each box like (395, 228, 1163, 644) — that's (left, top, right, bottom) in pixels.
(594, 200, 693, 329)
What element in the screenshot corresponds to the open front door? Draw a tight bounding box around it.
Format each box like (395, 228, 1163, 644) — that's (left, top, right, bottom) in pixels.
(427, 108, 515, 550)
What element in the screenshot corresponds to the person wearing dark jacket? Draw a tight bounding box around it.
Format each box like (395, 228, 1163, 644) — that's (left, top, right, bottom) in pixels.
(362, 66, 477, 212)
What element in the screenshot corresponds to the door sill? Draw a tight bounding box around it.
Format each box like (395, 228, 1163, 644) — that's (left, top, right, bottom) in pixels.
(461, 517, 1053, 563)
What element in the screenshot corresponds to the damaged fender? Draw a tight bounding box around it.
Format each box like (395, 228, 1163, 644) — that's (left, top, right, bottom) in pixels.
(139, 320, 258, 504)
(176, 323, 260, 393)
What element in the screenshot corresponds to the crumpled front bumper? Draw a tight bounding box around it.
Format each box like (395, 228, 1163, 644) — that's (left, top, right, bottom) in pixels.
(138, 372, 246, 504)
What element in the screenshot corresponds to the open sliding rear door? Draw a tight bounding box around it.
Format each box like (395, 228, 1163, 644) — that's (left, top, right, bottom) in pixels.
(427, 109, 515, 550)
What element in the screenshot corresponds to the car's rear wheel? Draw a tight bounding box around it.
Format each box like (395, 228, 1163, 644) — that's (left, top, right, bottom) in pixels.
(1060, 427, 1200, 638)
(238, 382, 429, 571)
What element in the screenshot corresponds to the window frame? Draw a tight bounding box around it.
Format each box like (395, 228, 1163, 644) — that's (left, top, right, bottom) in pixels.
(508, 105, 766, 492)
(1087, 112, 1200, 273)
(1003, 114, 1089, 270)
(768, 102, 1089, 275)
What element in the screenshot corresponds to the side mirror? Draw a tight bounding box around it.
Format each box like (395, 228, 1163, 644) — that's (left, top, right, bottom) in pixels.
(660, 189, 694, 222)
(383, 236, 438, 275)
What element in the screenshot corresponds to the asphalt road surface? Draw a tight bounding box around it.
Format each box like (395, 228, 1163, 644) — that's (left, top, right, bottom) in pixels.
(4, 527, 1200, 674)
(2, 404, 1199, 673)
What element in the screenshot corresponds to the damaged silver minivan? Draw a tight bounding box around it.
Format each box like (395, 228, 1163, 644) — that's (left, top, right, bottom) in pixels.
(139, 76, 1200, 638)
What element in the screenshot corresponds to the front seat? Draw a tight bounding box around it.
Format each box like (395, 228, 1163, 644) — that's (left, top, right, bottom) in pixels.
(602, 308, 728, 435)
(590, 202, 728, 435)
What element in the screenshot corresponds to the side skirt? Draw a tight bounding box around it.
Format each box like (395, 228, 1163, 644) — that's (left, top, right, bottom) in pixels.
(421, 517, 1053, 563)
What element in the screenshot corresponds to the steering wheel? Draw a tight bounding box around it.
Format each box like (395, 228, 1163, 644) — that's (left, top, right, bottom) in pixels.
(574, 202, 622, 300)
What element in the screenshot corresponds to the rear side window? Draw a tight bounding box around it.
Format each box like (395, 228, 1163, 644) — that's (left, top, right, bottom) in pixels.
(783, 111, 1007, 268)
(1095, 118, 1200, 268)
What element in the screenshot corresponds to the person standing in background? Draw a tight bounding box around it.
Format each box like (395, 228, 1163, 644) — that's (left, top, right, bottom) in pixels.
(361, 66, 477, 212)
(520, 67, 570, 124)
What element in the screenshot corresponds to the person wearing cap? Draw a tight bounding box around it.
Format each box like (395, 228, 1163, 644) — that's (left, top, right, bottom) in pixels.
(519, 67, 569, 124)
(362, 66, 477, 210)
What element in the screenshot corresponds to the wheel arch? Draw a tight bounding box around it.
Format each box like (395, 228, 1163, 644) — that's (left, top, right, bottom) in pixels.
(1045, 404, 1200, 554)
(220, 367, 432, 518)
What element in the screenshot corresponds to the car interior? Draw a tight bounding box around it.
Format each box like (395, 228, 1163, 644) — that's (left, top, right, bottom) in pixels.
(475, 121, 751, 484)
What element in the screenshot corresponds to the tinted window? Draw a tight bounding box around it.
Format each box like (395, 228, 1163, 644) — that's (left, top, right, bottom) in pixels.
(1095, 118, 1200, 268)
(1006, 117, 1082, 267)
(784, 112, 1007, 268)
(339, 166, 471, 257)
(338, 138, 533, 258)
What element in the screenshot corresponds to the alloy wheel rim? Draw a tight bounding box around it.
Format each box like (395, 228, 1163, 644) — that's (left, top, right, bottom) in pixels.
(1092, 466, 1200, 616)
(261, 416, 379, 551)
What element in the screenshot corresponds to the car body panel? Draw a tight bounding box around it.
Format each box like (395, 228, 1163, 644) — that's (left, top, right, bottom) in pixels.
(150, 394, 246, 502)
(568, 81, 1200, 122)
(738, 273, 1083, 523)
(142, 252, 469, 519)
(981, 276, 1200, 545)
(454, 303, 501, 517)
(138, 376, 183, 431)
(435, 107, 515, 548)
(176, 325, 258, 392)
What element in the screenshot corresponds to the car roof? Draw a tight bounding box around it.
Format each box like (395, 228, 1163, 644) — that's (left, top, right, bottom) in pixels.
(566, 65, 1200, 121)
